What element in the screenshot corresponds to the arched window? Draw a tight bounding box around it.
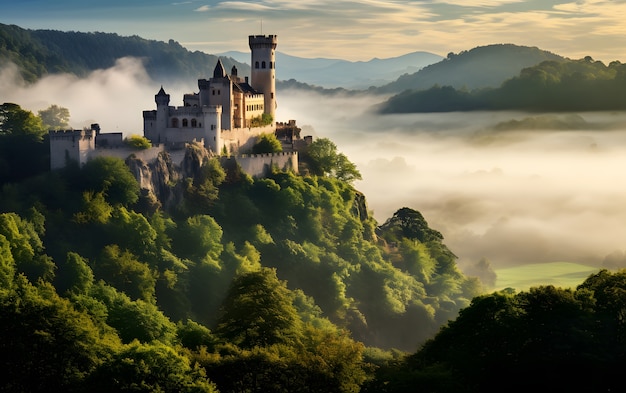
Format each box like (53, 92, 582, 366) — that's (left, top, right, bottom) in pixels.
(262, 61, 266, 69)
(255, 61, 260, 69)
(182, 119, 188, 127)
(171, 118, 178, 127)
(191, 119, 197, 127)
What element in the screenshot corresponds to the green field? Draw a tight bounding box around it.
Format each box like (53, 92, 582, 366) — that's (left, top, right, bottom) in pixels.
(494, 262, 600, 292)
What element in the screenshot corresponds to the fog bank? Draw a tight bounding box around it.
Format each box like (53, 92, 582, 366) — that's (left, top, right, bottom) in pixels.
(0, 59, 194, 134)
(3, 60, 626, 274)
(277, 90, 626, 270)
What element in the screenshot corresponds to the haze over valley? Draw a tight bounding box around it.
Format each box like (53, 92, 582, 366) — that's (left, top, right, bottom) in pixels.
(4, 6, 626, 387)
(2, 47, 625, 290)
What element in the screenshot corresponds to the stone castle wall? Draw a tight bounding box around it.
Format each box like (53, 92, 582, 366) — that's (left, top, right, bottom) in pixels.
(223, 151, 298, 178)
(89, 145, 165, 163)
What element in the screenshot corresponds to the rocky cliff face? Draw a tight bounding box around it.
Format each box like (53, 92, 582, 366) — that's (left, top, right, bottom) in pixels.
(126, 143, 214, 212)
(126, 143, 371, 229)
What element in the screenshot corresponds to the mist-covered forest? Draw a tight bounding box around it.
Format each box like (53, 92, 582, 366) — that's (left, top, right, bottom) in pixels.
(3, 100, 626, 392)
(0, 22, 248, 84)
(3, 24, 626, 393)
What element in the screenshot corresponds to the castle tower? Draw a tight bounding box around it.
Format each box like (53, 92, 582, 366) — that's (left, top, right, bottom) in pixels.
(205, 59, 234, 130)
(154, 86, 170, 142)
(249, 35, 277, 123)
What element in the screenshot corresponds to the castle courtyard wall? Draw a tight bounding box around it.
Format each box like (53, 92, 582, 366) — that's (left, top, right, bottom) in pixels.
(223, 151, 298, 178)
(221, 124, 275, 154)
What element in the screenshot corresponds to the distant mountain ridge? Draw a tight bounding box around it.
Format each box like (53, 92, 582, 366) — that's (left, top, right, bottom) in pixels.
(0, 22, 572, 96)
(219, 50, 444, 89)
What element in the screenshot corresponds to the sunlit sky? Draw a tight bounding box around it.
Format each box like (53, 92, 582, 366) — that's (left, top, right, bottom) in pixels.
(2, 0, 626, 62)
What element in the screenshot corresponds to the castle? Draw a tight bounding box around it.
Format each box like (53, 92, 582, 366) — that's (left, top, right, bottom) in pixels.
(49, 34, 302, 177)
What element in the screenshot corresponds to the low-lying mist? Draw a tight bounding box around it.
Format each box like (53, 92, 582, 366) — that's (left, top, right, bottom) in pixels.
(3, 59, 626, 281)
(277, 90, 626, 274)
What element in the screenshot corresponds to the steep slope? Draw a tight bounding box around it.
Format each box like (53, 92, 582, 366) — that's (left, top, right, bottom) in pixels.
(374, 43, 566, 94)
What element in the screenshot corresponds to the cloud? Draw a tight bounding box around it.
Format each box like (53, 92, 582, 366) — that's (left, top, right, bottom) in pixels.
(277, 90, 626, 270)
(0, 57, 192, 134)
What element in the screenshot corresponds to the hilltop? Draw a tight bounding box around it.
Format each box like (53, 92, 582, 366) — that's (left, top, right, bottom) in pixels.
(372, 43, 566, 94)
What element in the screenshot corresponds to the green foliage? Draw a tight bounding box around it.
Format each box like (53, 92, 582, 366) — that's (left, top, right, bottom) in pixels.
(215, 268, 304, 349)
(80, 156, 140, 206)
(95, 244, 156, 302)
(249, 113, 273, 127)
(58, 251, 94, 295)
(0, 103, 49, 183)
(380, 56, 626, 113)
(38, 104, 70, 130)
(177, 319, 218, 351)
(0, 102, 45, 139)
(91, 281, 177, 344)
(303, 137, 361, 183)
(369, 271, 626, 392)
(183, 158, 226, 214)
(252, 132, 283, 154)
(87, 341, 217, 392)
(0, 212, 55, 282)
(0, 276, 119, 392)
(124, 134, 151, 149)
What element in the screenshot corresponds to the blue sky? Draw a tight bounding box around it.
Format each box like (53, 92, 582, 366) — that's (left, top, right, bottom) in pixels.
(2, 0, 626, 62)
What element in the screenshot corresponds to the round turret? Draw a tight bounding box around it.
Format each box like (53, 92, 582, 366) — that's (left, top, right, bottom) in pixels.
(249, 35, 277, 122)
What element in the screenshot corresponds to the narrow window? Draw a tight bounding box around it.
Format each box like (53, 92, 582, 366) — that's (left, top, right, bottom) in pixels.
(262, 61, 266, 69)
(172, 118, 178, 127)
(182, 119, 188, 127)
(255, 61, 259, 69)
(191, 119, 197, 127)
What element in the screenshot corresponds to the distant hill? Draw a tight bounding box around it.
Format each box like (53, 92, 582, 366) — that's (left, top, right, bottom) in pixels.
(220, 50, 443, 89)
(377, 56, 626, 113)
(0, 23, 248, 84)
(373, 44, 566, 94)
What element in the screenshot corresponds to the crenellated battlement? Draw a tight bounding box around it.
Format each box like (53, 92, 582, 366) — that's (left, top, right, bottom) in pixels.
(49, 129, 95, 141)
(248, 35, 277, 49)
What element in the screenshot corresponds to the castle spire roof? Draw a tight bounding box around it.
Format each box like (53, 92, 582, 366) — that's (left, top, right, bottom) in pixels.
(157, 85, 167, 96)
(213, 59, 227, 79)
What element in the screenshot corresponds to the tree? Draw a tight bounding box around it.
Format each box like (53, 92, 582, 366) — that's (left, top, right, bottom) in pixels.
(38, 104, 70, 130)
(303, 137, 361, 183)
(57, 251, 94, 295)
(124, 134, 151, 149)
(86, 341, 217, 392)
(0, 276, 118, 392)
(183, 158, 226, 214)
(215, 268, 304, 348)
(0, 103, 49, 182)
(91, 281, 177, 344)
(95, 244, 156, 302)
(252, 132, 283, 154)
(0, 102, 45, 140)
(79, 156, 140, 206)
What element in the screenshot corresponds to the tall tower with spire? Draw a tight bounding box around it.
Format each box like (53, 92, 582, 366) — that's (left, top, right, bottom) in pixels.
(249, 35, 277, 123)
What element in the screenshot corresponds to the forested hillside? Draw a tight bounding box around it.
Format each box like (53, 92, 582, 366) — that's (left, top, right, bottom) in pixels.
(0, 102, 483, 391)
(0, 23, 247, 83)
(373, 44, 565, 94)
(378, 56, 626, 113)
